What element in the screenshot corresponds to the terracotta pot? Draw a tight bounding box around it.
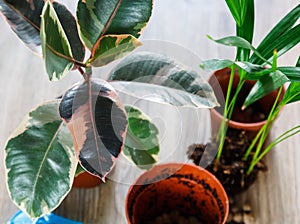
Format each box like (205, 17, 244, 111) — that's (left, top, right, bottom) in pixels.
(72, 171, 101, 188)
(126, 163, 229, 224)
(208, 68, 284, 136)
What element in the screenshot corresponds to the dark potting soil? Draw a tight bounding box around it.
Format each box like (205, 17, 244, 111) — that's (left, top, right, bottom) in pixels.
(145, 210, 204, 224)
(187, 128, 267, 196)
(187, 128, 267, 223)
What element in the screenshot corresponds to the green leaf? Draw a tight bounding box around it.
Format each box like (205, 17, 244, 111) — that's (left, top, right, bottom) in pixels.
(40, 1, 73, 81)
(109, 52, 219, 108)
(225, 0, 243, 26)
(235, 0, 254, 61)
(75, 163, 85, 177)
(244, 70, 289, 108)
(111, 81, 217, 108)
(0, 0, 43, 53)
(59, 78, 128, 181)
(4, 101, 77, 218)
(200, 59, 264, 75)
(76, 0, 153, 50)
(281, 81, 300, 105)
(208, 35, 270, 65)
(252, 24, 300, 65)
(0, 0, 85, 60)
(123, 106, 159, 170)
(88, 34, 142, 67)
(200, 59, 234, 71)
(296, 56, 300, 67)
(250, 4, 300, 64)
(278, 67, 300, 82)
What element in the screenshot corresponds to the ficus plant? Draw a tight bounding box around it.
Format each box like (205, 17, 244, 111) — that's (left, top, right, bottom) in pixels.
(201, 1, 300, 173)
(1, 0, 218, 219)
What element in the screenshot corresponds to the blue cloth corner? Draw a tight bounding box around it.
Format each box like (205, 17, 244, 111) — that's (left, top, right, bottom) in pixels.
(8, 210, 83, 224)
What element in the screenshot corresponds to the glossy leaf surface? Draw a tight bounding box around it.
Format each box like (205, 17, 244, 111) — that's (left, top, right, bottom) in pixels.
(77, 0, 153, 50)
(5, 101, 77, 218)
(109, 52, 218, 108)
(0, 0, 85, 60)
(226, 0, 254, 61)
(244, 70, 289, 108)
(208, 35, 269, 65)
(41, 1, 73, 81)
(59, 78, 127, 181)
(123, 106, 159, 170)
(88, 34, 142, 67)
(281, 82, 300, 105)
(278, 67, 300, 82)
(0, 0, 43, 53)
(201, 59, 264, 75)
(250, 4, 300, 64)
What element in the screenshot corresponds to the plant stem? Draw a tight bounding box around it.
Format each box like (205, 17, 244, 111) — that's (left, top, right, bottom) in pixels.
(216, 65, 236, 160)
(253, 87, 283, 161)
(216, 65, 246, 161)
(247, 125, 300, 174)
(245, 87, 283, 173)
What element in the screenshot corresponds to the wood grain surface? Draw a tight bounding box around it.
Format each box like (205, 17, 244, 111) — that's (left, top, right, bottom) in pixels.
(0, 0, 299, 223)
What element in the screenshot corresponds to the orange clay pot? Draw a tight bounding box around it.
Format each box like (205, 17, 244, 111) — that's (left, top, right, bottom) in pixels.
(126, 163, 229, 224)
(208, 68, 284, 136)
(72, 171, 101, 188)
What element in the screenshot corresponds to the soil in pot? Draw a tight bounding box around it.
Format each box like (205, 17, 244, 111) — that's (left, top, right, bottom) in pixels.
(126, 163, 229, 224)
(187, 128, 267, 196)
(187, 128, 267, 224)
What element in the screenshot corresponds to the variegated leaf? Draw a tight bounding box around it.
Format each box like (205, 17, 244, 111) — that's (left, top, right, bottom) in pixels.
(109, 52, 219, 108)
(41, 1, 73, 81)
(88, 34, 142, 67)
(0, 0, 84, 60)
(59, 78, 128, 181)
(76, 0, 153, 50)
(4, 101, 77, 218)
(123, 106, 159, 170)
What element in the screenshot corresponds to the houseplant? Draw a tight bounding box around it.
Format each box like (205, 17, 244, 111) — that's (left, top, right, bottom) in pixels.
(188, 1, 300, 223)
(1, 0, 219, 220)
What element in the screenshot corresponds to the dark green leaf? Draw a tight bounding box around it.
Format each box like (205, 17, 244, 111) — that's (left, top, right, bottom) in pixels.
(40, 1, 73, 81)
(225, 0, 242, 26)
(244, 70, 289, 108)
(208, 35, 269, 65)
(52, 2, 85, 62)
(251, 24, 300, 65)
(201, 59, 264, 75)
(200, 59, 234, 71)
(296, 56, 300, 67)
(123, 106, 159, 170)
(281, 82, 300, 105)
(111, 81, 216, 108)
(278, 67, 300, 82)
(88, 34, 142, 67)
(59, 78, 128, 181)
(75, 163, 85, 177)
(0, 0, 43, 53)
(5, 101, 77, 218)
(0, 0, 85, 60)
(235, 0, 254, 61)
(109, 52, 218, 108)
(77, 0, 153, 50)
(250, 4, 300, 64)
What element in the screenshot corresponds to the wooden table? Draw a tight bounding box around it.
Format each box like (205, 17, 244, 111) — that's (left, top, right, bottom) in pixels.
(0, 0, 299, 223)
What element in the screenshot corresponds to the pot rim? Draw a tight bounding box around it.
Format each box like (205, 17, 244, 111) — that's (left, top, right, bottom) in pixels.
(125, 162, 229, 224)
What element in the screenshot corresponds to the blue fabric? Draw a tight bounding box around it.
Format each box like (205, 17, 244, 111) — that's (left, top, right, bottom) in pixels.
(8, 210, 83, 224)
